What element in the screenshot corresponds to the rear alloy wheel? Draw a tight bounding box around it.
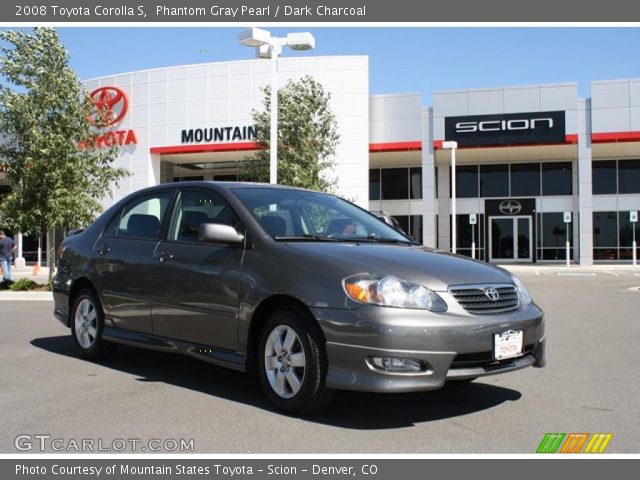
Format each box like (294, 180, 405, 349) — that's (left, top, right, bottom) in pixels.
(71, 288, 117, 360)
(258, 306, 333, 414)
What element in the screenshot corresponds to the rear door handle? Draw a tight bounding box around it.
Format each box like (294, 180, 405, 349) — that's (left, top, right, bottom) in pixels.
(157, 250, 174, 263)
(97, 244, 110, 256)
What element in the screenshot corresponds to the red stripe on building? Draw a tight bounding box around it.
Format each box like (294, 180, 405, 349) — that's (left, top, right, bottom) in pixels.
(369, 141, 422, 153)
(150, 142, 260, 155)
(433, 134, 578, 149)
(591, 131, 640, 143)
(152, 141, 426, 155)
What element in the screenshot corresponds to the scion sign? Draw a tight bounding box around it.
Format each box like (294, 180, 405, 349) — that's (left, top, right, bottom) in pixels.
(445, 111, 566, 147)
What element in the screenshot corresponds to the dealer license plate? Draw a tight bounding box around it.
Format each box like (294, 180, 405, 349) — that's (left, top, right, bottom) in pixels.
(494, 330, 523, 360)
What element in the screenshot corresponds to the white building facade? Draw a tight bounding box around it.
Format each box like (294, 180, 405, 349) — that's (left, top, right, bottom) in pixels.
(3, 56, 639, 266)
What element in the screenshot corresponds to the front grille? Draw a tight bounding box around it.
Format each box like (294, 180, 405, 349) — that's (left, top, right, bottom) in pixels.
(449, 284, 519, 314)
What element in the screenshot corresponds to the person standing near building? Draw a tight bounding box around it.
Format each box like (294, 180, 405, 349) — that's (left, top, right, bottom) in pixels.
(0, 230, 17, 282)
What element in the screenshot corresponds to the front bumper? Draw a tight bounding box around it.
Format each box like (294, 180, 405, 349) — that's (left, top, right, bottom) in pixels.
(311, 302, 545, 393)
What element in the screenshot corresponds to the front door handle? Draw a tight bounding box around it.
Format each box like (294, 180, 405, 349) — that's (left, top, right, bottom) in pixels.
(97, 244, 110, 256)
(157, 250, 174, 263)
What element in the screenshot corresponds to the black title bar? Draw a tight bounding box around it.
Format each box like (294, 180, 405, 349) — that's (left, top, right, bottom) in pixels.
(3, 0, 640, 22)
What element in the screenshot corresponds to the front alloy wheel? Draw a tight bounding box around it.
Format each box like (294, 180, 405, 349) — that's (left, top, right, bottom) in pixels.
(264, 325, 307, 399)
(258, 306, 334, 414)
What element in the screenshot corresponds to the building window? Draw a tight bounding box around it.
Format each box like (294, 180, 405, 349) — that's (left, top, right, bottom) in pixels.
(410, 167, 422, 199)
(454, 165, 479, 198)
(213, 174, 239, 181)
(542, 162, 572, 196)
(392, 215, 409, 236)
(618, 159, 640, 194)
(173, 176, 204, 182)
(480, 164, 509, 198)
(593, 211, 619, 260)
(410, 215, 423, 244)
(389, 215, 423, 244)
(510, 163, 541, 197)
(369, 169, 381, 200)
(592, 160, 617, 195)
(381, 168, 409, 200)
(539, 212, 573, 260)
(453, 214, 485, 260)
(619, 211, 640, 260)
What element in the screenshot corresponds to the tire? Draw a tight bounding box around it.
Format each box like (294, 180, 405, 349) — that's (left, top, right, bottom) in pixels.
(257, 305, 334, 415)
(70, 288, 117, 361)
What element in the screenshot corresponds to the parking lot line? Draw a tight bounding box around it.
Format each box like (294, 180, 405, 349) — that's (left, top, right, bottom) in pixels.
(557, 272, 597, 276)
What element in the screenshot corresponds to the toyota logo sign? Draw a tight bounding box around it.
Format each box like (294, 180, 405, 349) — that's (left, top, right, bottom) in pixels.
(499, 199, 522, 215)
(484, 287, 500, 301)
(88, 87, 129, 127)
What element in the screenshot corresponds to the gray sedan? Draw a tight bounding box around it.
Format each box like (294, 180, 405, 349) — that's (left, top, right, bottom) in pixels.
(53, 182, 545, 414)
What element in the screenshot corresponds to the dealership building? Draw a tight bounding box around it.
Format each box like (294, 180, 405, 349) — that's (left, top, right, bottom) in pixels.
(2, 55, 639, 266)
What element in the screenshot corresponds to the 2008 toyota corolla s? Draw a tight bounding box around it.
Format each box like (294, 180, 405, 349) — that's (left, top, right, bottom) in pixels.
(53, 182, 545, 414)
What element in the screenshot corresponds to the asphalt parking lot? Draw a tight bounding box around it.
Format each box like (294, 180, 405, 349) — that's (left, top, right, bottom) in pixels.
(1, 270, 639, 453)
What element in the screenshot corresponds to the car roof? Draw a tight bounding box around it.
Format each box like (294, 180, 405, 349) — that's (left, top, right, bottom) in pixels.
(133, 181, 316, 195)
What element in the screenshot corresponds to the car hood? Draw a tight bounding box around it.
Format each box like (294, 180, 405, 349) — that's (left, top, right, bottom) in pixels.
(284, 242, 513, 291)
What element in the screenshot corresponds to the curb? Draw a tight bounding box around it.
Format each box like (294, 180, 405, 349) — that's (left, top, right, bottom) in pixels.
(0, 291, 53, 301)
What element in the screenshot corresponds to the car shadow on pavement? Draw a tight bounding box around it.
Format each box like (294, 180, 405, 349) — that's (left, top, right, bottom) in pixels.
(31, 335, 522, 430)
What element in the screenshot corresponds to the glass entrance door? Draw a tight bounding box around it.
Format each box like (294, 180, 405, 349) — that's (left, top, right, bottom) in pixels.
(489, 216, 532, 262)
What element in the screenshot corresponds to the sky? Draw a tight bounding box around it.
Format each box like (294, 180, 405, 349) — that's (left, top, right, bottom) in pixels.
(7, 27, 640, 102)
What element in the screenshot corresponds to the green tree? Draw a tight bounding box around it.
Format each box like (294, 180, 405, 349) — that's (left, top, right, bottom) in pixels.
(0, 28, 128, 280)
(240, 75, 340, 192)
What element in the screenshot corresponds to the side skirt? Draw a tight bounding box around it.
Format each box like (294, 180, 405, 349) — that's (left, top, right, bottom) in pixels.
(102, 327, 246, 372)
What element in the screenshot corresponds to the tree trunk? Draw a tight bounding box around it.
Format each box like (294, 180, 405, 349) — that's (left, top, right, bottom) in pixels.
(47, 230, 55, 286)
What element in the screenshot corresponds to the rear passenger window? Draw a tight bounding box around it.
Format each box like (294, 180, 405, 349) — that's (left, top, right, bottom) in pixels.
(168, 190, 239, 242)
(115, 192, 173, 240)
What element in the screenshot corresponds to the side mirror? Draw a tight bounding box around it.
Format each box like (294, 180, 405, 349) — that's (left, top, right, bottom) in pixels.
(198, 223, 245, 244)
(66, 228, 85, 237)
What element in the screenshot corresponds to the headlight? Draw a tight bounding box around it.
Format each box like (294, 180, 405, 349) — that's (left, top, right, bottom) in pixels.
(511, 275, 532, 305)
(343, 274, 447, 312)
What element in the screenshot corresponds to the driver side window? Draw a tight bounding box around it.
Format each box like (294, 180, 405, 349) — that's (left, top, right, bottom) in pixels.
(168, 190, 239, 243)
(303, 204, 366, 237)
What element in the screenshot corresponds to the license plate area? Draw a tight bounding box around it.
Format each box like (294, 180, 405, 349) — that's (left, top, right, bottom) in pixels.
(493, 330, 523, 360)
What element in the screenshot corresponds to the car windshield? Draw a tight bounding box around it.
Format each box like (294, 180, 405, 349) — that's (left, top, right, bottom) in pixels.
(232, 187, 417, 244)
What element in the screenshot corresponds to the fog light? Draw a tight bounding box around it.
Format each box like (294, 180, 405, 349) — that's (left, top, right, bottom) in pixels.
(368, 356, 424, 373)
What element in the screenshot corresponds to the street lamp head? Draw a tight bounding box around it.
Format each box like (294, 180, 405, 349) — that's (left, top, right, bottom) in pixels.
(238, 27, 272, 47)
(256, 44, 271, 59)
(285, 32, 316, 51)
(442, 141, 458, 149)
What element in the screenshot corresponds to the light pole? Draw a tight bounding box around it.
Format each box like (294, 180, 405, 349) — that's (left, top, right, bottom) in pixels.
(238, 28, 316, 185)
(442, 141, 458, 254)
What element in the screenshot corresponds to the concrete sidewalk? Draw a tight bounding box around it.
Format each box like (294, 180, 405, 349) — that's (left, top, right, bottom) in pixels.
(4, 265, 51, 284)
(498, 263, 640, 274)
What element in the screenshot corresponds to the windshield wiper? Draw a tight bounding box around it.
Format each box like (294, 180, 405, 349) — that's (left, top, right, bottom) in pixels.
(340, 234, 419, 245)
(274, 234, 340, 242)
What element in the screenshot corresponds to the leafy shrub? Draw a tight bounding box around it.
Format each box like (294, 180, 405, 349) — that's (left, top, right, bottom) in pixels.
(9, 278, 39, 291)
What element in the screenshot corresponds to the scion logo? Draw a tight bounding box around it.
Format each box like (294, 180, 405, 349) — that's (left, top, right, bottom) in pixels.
(499, 200, 522, 215)
(455, 117, 553, 133)
(88, 87, 129, 127)
(444, 110, 565, 147)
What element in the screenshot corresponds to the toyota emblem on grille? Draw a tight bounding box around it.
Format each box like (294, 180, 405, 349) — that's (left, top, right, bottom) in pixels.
(499, 199, 522, 215)
(484, 287, 500, 301)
